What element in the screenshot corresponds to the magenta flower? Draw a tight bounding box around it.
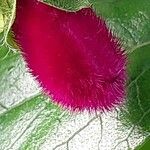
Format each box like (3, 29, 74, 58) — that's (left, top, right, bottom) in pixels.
(12, 0, 127, 111)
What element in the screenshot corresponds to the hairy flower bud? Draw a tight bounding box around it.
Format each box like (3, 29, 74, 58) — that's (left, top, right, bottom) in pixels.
(12, 0, 127, 111)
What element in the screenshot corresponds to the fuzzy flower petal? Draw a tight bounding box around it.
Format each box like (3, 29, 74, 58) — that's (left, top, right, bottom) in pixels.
(12, 0, 127, 111)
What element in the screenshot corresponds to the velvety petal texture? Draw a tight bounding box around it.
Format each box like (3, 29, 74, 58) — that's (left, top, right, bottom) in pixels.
(12, 0, 127, 111)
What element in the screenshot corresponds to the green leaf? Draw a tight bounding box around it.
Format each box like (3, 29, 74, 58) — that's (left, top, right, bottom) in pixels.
(120, 44, 150, 132)
(0, 93, 68, 150)
(0, 12, 4, 33)
(135, 136, 150, 150)
(89, 0, 150, 51)
(42, 0, 90, 11)
(0, 0, 16, 44)
(0, 0, 150, 150)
